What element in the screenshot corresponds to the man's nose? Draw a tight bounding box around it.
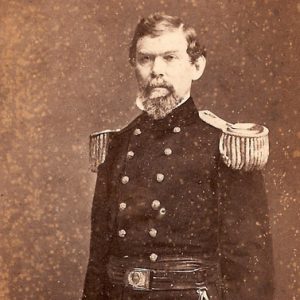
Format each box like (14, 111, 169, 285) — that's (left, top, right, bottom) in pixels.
(151, 57, 165, 78)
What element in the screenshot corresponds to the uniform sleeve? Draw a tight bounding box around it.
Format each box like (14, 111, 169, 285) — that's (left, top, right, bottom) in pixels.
(82, 162, 113, 299)
(217, 162, 274, 300)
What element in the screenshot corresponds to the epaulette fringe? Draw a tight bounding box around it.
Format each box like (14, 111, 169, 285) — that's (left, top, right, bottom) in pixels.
(199, 110, 269, 171)
(89, 129, 120, 172)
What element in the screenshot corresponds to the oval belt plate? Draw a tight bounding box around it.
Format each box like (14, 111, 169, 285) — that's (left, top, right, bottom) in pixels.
(125, 268, 151, 290)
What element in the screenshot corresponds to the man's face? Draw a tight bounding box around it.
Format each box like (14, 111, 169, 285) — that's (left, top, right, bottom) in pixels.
(134, 28, 203, 119)
(135, 28, 196, 101)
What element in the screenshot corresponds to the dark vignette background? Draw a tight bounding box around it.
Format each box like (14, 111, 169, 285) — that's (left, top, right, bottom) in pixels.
(0, 1, 299, 299)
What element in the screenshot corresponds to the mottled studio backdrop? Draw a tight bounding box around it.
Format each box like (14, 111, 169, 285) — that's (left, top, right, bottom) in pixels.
(0, 0, 299, 299)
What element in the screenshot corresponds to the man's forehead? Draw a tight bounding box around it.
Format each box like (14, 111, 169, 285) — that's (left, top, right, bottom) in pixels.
(136, 29, 188, 55)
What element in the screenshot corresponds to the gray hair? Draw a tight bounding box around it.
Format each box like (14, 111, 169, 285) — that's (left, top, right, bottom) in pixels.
(129, 12, 206, 66)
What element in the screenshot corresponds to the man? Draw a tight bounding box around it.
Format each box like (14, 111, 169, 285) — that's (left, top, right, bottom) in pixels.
(83, 13, 274, 299)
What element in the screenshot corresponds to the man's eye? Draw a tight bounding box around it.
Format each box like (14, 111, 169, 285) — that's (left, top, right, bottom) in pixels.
(139, 56, 151, 63)
(164, 55, 176, 61)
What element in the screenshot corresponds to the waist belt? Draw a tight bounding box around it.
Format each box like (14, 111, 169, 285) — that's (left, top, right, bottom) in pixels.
(107, 255, 221, 292)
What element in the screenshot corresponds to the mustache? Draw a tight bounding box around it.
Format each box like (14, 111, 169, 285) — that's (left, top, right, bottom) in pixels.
(144, 79, 175, 94)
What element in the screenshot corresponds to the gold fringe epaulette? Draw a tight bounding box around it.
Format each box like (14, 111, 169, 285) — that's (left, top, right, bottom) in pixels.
(199, 110, 269, 171)
(89, 129, 120, 172)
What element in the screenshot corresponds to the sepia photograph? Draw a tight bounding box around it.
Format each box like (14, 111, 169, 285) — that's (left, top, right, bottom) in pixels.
(0, 1, 299, 299)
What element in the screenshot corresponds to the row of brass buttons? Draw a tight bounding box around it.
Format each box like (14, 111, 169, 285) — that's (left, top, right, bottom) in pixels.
(121, 173, 168, 184)
(118, 228, 158, 238)
(119, 201, 166, 214)
(125, 147, 172, 162)
(117, 126, 181, 262)
(133, 126, 181, 135)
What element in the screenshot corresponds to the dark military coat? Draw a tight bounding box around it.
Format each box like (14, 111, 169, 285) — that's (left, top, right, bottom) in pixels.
(82, 98, 274, 299)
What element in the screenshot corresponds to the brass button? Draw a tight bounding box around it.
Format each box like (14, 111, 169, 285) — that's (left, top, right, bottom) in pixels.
(121, 176, 129, 184)
(119, 202, 127, 211)
(149, 253, 158, 262)
(127, 151, 135, 159)
(151, 200, 161, 210)
(173, 126, 181, 133)
(159, 207, 166, 215)
(118, 229, 126, 237)
(156, 173, 164, 182)
(149, 228, 157, 238)
(134, 128, 141, 135)
(164, 148, 172, 156)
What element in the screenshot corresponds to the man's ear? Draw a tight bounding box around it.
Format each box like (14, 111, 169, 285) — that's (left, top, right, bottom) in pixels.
(192, 55, 206, 80)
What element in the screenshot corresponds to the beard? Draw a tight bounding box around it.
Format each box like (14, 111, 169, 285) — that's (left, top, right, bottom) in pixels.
(137, 79, 182, 120)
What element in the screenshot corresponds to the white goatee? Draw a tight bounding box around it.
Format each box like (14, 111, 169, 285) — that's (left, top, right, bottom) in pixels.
(136, 84, 182, 120)
(136, 88, 182, 120)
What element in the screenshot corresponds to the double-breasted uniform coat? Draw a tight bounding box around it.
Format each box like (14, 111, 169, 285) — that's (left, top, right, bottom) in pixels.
(82, 97, 274, 299)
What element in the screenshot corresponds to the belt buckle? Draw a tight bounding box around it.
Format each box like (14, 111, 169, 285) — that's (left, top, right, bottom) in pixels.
(125, 268, 151, 291)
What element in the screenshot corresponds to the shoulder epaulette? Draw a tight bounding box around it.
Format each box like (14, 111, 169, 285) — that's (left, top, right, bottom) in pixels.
(199, 110, 269, 171)
(89, 129, 120, 172)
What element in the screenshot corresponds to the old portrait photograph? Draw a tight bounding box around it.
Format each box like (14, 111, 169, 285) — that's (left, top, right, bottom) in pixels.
(0, 1, 299, 300)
